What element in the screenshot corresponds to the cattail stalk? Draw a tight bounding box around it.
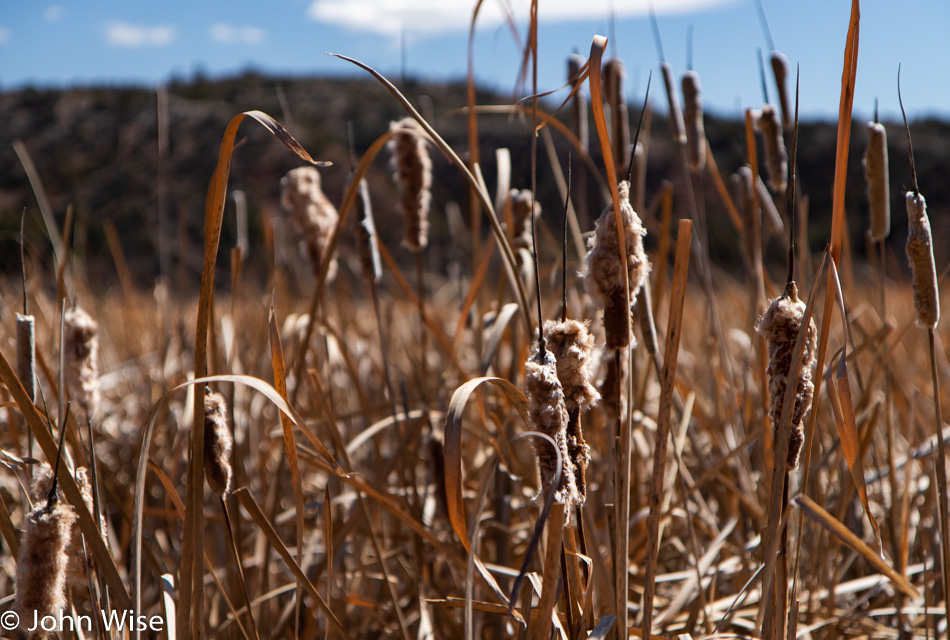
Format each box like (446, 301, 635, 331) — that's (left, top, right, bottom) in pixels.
(389, 117, 432, 253)
(661, 62, 687, 145)
(756, 105, 788, 195)
(17, 314, 35, 402)
(568, 53, 589, 150)
(603, 59, 630, 172)
(905, 192, 939, 329)
(865, 123, 890, 242)
(279, 166, 339, 282)
(584, 181, 651, 350)
(63, 306, 99, 423)
(509, 189, 542, 253)
(681, 70, 706, 171)
(203, 389, 233, 497)
(770, 51, 792, 129)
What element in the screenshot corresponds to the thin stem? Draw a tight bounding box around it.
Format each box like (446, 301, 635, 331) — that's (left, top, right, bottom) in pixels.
(221, 498, 260, 640)
(786, 66, 800, 290)
(562, 158, 571, 322)
(626, 71, 653, 183)
(928, 328, 950, 619)
(758, 48, 770, 105)
(897, 64, 918, 196)
(754, 0, 776, 52)
(20, 208, 28, 315)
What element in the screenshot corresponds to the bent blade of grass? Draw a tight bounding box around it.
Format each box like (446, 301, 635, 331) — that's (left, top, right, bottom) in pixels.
(480, 302, 521, 375)
(182, 109, 327, 638)
(234, 487, 351, 639)
(794, 495, 918, 599)
(329, 53, 532, 338)
(445, 376, 529, 550)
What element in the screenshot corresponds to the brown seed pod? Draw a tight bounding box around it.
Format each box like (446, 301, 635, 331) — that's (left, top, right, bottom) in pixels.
(568, 53, 589, 149)
(733, 166, 757, 269)
(661, 62, 687, 145)
(603, 58, 630, 171)
(864, 122, 891, 242)
(905, 192, 940, 329)
(63, 306, 100, 423)
(756, 105, 788, 194)
(203, 390, 233, 497)
(280, 166, 339, 281)
(388, 117, 432, 253)
(770, 51, 792, 129)
(525, 348, 580, 519)
(584, 181, 651, 350)
(681, 70, 706, 171)
(15, 499, 77, 639)
(757, 286, 818, 471)
(17, 313, 36, 402)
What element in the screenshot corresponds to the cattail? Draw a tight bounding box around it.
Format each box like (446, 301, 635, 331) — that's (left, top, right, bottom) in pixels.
(15, 499, 76, 638)
(63, 306, 99, 422)
(508, 189, 541, 252)
(603, 59, 630, 171)
(756, 105, 788, 194)
(524, 347, 580, 519)
(733, 166, 757, 268)
(865, 122, 891, 242)
(543, 320, 599, 501)
(568, 53, 589, 149)
(585, 181, 651, 349)
(757, 285, 818, 470)
(280, 166, 339, 282)
(203, 390, 233, 497)
(681, 70, 706, 171)
(661, 62, 687, 145)
(17, 312, 36, 401)
(355, 177, 382, 283)
(388, 117, 432, 252)
(770, 51, 792, 129)
(30, 464, 106, 590)
(905, 192, 940, 329)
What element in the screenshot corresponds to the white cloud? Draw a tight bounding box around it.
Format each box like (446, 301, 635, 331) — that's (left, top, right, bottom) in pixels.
(0, 26, 9, 44)
(44, 5, 64, 22)
(308, 0, 737, 36)
(105, 21, 176, 48)
(209, 23, 266, 45)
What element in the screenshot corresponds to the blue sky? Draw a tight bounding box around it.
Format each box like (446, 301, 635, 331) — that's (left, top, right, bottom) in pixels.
(1, 1, 948, 121)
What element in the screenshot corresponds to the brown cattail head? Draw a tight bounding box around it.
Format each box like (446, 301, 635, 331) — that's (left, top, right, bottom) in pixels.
(681, 70, 706, 171)
(388, 117, 432, 252)
(756, 105, 788, 194)
(64, 306, 100, 422)
(568, 53, 589, 149)
(17, 313, 36, 402)
(864, 122, 891, 242)
(733, 166, 757, 268)
(280, 166, 339, 282)
(508, 189, 541, 252)
(770, 51, 792, 129)
(15, 499, 77, 638)
(355, 177, 382, 283)
(543, 319, 600, 414)
(203, 390, 233, 497)
(525, 347, 581, 519)
(585, 181, 651, 349)
(905, 192, 940, 329)
(603, 58, 631, 171)
(757, 286, 818, 471)
(661, 61, 687, 145)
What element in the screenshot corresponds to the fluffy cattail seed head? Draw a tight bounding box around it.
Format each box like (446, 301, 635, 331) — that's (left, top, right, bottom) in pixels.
(525, 347, 581, 520)
(280, 166, 339, 282)
(757, 287, 818, 470)
(681, 70, 706, 171)
(17, 313, 36, 402)
(508, 189, 541, 252)
(756, 105, 788, 194)
(64, 306, 99, 422)
(603, 59, 630, 170)
(389, 118, 432, 252)
(585, 181, 651, 349)
(543, 319, 600, 414)
(15, 499, 77, 638)
(905, 192, 940, 329)
(865, 122, 891, 242)
(204, 390, 233, 497)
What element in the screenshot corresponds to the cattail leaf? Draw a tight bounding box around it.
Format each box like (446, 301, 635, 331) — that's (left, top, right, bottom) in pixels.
(794, 495, 918, 599)
(525, 501, 565, 640)
(452, 234, 496, 349)
(480, 302, 521, 375)
(0, 347, 130, 610)
(444, 376, 529, 551)
(234, 488, 351, 639)
(588, 616, 617, 639)
(161, 574, 177, 640)
(0, 490, 19, 556)
(267, 307, 306, 615)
